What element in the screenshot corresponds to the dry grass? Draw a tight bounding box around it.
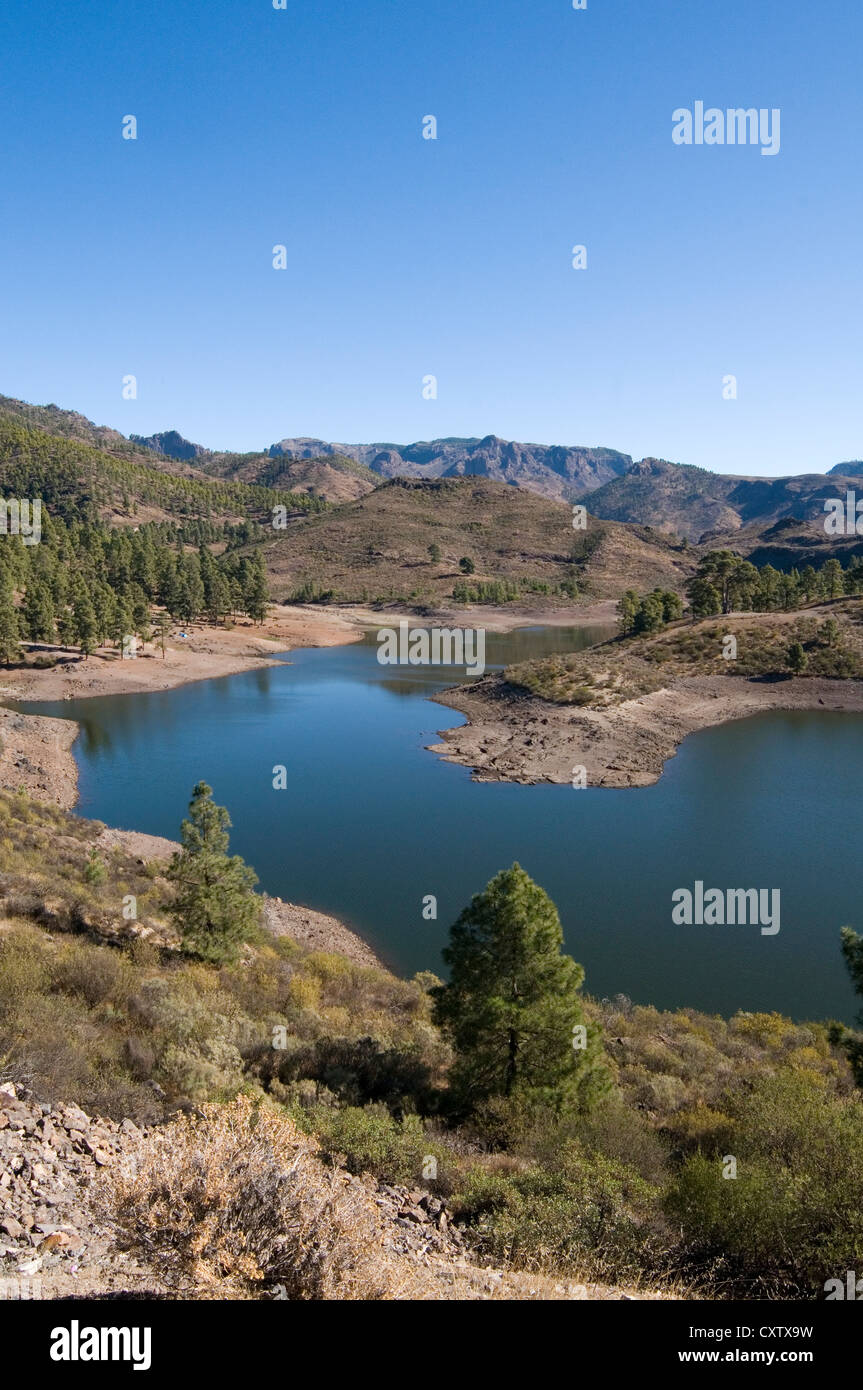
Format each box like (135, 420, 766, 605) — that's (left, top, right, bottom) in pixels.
(104, 1096, 434, 1300)
(261, 477, 691, 608)
(102, 1096, 675, 1301)
(506, 603, 863, 706)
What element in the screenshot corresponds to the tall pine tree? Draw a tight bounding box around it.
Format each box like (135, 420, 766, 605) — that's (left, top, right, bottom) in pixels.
(0, 576, 21, 665)
(168, 782, 261, 964)
(433, 863, 607, 1118)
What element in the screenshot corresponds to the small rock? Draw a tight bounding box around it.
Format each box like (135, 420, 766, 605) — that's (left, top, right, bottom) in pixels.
(37, 1231, 71, 1252)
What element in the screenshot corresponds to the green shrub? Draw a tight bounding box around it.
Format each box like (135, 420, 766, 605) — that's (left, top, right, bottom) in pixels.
(667, 1072, 863, 1294)
(452, 1141, 666, 1282)
(310, 1102, 441, 1186)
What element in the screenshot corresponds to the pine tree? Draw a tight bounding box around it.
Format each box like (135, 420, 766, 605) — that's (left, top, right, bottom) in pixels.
(92, 581, 117, 646)
(0, 577, 21, 665)
(167, 782, 260, 964)
(181, 554, 204, 622)
(23, 580, 55, 643)
(205, 569, 228, 625)
(617, 590, 639, 635)
(243, 554, 269, 624)
(156, 611, 171, 658)
(822, 558, 845, 600)
(129, 584, 152, 644)
(432, 863, 607, 1118)
(839, 928, 863, 1086)
(71, 581, 98, 658)
(111, 597, 134, 652)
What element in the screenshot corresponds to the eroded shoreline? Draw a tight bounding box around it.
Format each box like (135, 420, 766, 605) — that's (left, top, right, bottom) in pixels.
(430, 673, 863, 787)
(0, 599, 618, 807)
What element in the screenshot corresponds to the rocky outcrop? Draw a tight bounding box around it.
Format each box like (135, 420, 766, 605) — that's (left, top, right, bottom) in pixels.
(0, 1081, 153, 1297)
(268, 434, 632, 502)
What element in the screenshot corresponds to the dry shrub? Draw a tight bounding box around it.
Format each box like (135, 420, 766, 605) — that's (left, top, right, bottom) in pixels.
(105, 1096, 424, 1299)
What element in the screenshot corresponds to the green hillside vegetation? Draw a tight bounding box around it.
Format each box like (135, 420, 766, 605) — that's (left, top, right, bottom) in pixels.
(506, 608, 863, 706)
(505, 554, 863, 706)
(1, 786, 862, 1297)
(0, 416, 324, 526)
(0, 417, 299, 659)
(0, 511, 272, 662)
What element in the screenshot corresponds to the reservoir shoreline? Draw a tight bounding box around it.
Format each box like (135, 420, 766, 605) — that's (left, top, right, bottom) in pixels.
(431, 672, 863, 787)
(5, 624, 861, 1018)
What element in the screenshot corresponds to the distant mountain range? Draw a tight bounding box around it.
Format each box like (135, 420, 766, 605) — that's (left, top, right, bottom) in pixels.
(4, 393, 862, 549)
(132, 430, 633, 504)
(133, 425, 863, 545)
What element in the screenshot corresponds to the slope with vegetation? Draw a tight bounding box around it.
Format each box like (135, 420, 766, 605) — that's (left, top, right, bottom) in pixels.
(2, 785, 863, 1299)
(260, 477, 694, 610)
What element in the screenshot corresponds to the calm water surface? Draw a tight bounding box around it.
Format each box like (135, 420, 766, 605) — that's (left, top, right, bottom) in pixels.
(20, 624, 863, 1023)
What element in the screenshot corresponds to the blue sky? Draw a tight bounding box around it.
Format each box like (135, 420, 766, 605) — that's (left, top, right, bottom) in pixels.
(0, 0, 859, 475)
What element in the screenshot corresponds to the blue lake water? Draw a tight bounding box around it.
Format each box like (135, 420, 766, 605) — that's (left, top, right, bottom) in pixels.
(19, 625, 863, 1023)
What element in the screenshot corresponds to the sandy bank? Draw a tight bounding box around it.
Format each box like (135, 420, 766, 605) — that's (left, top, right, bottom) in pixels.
(0, 604, 366, 703)
(88, 828, 383, 968)
(430, 674, 863, 787)
(337, 598, 619, 634)
(0, 605, 369, 807)
(0, 706, 80, 808)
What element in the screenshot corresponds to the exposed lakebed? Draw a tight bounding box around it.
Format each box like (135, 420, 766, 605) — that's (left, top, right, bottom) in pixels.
(21, 624, 863, 1022)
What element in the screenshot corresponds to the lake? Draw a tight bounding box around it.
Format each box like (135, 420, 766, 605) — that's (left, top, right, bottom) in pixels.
(19, 623, 863, 1023)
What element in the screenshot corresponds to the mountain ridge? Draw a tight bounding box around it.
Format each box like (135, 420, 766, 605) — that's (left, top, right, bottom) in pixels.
(3, 390, 862, 544)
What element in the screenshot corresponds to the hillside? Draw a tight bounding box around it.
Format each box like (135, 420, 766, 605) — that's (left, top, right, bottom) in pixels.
(6, 390, 863, 555)
(0, 413, 321, 529)
(205, 451, 376, 503)
(132, 430, 378, 503)
(1, 786, 861, 1299)
(717, 514, 863, 571)
(261, 476, 695, 608)
(265, 434, 634, 502)
(125, 425, 634, 502)
(587, 457, 863, 545)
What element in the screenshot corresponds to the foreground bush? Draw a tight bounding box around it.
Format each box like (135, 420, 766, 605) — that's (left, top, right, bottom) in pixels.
(667, 1072, 863, 1295)
(452, 1141, 668, 1284)
(105, 1097, 429, 1299)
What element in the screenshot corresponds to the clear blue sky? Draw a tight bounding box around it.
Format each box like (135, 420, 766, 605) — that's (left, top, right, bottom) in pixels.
(0, 0, 859, 475)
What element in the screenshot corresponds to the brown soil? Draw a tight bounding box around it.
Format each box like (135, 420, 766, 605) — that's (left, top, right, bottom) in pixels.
(0, 604, 366, 704)
(0, 707, 79, 809)
(430, 674, 863, 787)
